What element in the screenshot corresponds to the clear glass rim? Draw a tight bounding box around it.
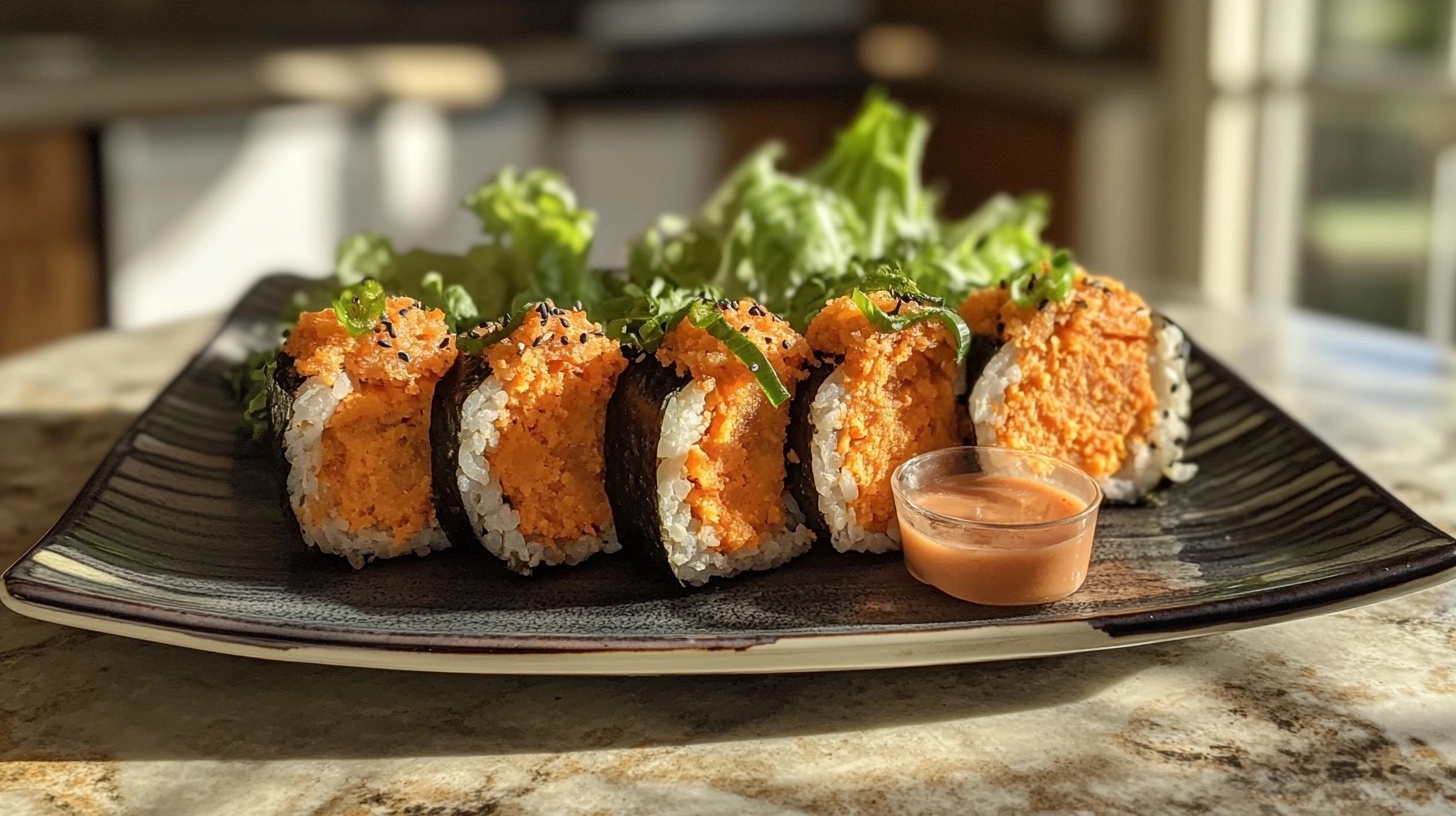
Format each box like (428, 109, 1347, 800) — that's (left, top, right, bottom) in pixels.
(891, 446, 1104, 533)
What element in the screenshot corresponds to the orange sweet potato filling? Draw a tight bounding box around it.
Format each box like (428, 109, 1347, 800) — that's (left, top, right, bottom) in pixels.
(483, 306, 627, 541)
(283, 296, 456, 543)
(959, 274, 1156, 479)
(806, 292, 960, 533)
(657, 301, 811, 552)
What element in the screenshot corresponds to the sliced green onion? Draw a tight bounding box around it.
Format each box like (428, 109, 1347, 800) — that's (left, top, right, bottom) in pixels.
(850, 288, 972, 365)
(1006, 249, 1074, 309)
(681, 301, 791, 408)
(456, 306, 531, 355)
(332, 279, 387, 337)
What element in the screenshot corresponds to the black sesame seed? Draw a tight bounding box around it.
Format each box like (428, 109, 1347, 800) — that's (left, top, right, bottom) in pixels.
(560, 336, 569, 345)
(385, 323, 396, 338)
(532, 335, 545, 347)
(1150, 442, 1159, 450)
(397, 351, 410, 362)
(782, 339, 791, 350)
(739, 325, 750, 333)
(559, 317, 569, 328)
(399, 308, 409, 316)
(351, 296, 360, 305)
(579, 332, 587, 343)
(438, 337, 449, 348)
(1038, 299, 1049, 311)
(377, 340, 390, 348)
(1171, 383, 1179, 392)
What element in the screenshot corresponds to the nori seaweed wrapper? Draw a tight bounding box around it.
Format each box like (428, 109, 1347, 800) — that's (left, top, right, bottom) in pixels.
(428, 351, 494, 550)
(265, 351, 308, 544)
(784, 360, 837, 544)
(602, 354, 692, 582)
(961, 332, 1003, 446)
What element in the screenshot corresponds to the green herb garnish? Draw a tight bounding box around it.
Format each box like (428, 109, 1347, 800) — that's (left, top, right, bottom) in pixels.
(1006, 249, 1075, 309)
(228, 348, 278, 441)
(597, 277, 722, 351)
(849, 288, 971, 365)
(680, 301, 791, 408)
(332, 279, 387, 336)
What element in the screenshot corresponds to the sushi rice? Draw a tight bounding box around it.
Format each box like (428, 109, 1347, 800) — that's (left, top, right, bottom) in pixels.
(282, 372, 450, 568)
(964, 277, 1197, 502)
(805, 370, 901, 554)
(654, 380, 813, 585)
(455, 373, 620, 573)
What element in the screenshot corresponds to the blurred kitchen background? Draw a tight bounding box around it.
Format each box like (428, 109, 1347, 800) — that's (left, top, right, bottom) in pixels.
(1, 0, 1452, 355)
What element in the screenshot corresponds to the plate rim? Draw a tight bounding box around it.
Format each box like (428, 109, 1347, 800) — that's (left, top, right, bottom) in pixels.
(6, 273, 1456, 672)
(5, 561, 1454, 674)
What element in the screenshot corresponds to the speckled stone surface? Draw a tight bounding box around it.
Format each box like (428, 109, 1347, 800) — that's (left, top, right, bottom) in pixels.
(1, 307, 1453, 815)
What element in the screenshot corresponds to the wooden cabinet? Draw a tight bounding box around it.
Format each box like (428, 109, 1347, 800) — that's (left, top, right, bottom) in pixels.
(0, 130, 101, 356)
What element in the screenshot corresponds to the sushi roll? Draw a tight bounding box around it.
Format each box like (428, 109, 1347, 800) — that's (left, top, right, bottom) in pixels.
(786, 290, 964, 554)
(430, 301, 628, 574)
(959, 273, 1196, 503)
(605, 299, 815, 585)
(270, 293, 457, 567)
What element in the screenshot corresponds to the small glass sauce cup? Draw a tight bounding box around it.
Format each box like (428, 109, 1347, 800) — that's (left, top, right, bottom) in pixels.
(891, 446, 1102, 606)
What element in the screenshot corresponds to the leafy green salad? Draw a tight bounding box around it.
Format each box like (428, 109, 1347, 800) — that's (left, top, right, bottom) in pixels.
(233, 89, 1073, 432)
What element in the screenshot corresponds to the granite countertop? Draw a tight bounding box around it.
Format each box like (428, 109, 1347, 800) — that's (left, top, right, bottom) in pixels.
(0, 306, 1453, 815)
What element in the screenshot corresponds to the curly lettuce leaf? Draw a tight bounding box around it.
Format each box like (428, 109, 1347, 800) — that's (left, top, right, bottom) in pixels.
(625, 90, 1069, 314)
(807, 87, 935, 257)
(288, 166, 600, 333)
(228, 348, 278, 440)
(466, 166, 605, 310)
(629, 144, 866, 313)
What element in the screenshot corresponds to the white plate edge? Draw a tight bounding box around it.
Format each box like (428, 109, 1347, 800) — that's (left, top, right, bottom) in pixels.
(5, 563, 1454, 675)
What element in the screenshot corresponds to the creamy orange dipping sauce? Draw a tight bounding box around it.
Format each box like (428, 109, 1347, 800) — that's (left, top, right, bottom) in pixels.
(899, 474, 1095, 606)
